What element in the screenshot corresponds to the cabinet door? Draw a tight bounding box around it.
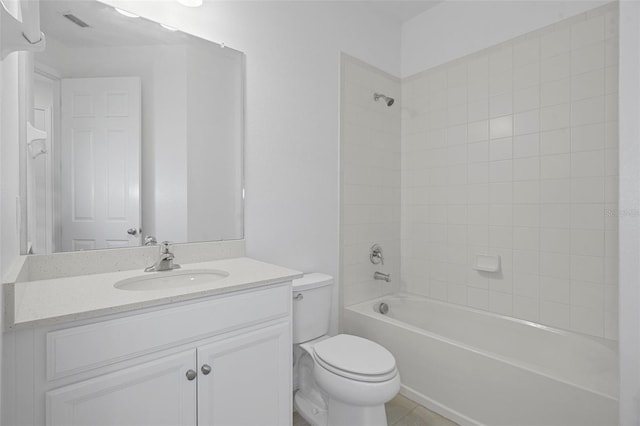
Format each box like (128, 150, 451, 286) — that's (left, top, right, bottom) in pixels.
(197, 322, 291, 426)
(46, 350, 197, 426)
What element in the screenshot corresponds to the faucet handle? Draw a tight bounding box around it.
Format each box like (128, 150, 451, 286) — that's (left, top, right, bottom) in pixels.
(144, 235, 157, 246)
(160, 241, 172, 253)
(370, 244, 384, 265)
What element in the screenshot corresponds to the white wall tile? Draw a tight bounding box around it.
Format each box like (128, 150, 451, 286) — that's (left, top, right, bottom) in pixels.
(541, 54, 571, 82)
(541, 300, 571, 329)
(571, 255, 604, 283)
(571, 123, 605, 151)
(514, 227, 539, 251)
(540, 277, 571, 303)
(572, 96, 606, 127)
(540, 204, 571, 228)
(541, 154, 571, 179)
(468, 141, 489, 163)
(571, 177, 605, 203)
(490, 160, 513, 183)
(571, 203, 605, 230)
(514, 62, 540, 90)
(540, 103, 570, 131)
(540, 29, 571, 59)
(489, 226, 513, 248)
(467, 99, 489, 122)
(514, 295, 540, 321)
(514, 109, 540, 136)
(490, 138, 513, 161)
(489, 45, 513, 73)
(514, 38, 540, 67)
(490, 116, 513, 139)
(571, 69, 605, 101)
(571, 229, 605, 257)
(571, 305, 604, 337)
(540, 227, 571, 253)
(540, 129, 570, 155)
(489, 182, 513, 204)
(513, 134, 540, 158)
(468, 162, 489, 183)
(540, 179, 571, 203)
(514, 181, 540, 204)
(572, 150, 605, 177)
(571, 15, 605, 49)
(541, 78, 571, 107)
(467, 287, 489, 310)
(572, 280, 605, 308)
(489, 69, 513, 96)
(513, 157, 540, 181)
(571, 42, 605, 75)
(396, 5, 617, 340)
(490, 204, 513, 226)
(514, 85, 540, 113)
(489, 291, 513, 315)
(468, 120, 489, 143)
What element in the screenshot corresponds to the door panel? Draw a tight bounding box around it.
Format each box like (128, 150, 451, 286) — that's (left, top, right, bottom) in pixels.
(197, 323, 291, 426)
(46, 350, 197, 426)
(60, 77, 141, 251)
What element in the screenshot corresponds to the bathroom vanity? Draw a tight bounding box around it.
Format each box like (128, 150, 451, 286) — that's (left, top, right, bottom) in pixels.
(2, 242, 301, 426)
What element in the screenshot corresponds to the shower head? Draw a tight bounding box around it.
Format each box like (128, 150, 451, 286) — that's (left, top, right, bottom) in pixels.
(374, 92, 395, 107)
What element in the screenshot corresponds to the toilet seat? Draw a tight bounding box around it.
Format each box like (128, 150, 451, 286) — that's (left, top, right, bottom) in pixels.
(312, 334, 397, 383)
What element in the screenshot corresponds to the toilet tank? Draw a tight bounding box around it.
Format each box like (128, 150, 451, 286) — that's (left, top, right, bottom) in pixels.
(292, 273, 333, 344)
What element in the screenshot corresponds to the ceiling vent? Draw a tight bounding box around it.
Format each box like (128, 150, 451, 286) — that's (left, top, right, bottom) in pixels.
(63, 13, 90, 28)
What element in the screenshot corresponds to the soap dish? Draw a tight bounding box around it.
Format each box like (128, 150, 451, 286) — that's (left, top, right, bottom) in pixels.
(474, 254, 501, 272)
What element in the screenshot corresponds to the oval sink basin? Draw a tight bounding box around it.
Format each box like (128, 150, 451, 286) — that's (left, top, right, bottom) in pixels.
(114, 269, 229, 291)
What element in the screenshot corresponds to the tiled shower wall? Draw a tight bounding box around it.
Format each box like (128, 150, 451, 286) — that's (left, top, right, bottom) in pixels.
(341, 55, 401, 306)
(401, 3, 619, 339)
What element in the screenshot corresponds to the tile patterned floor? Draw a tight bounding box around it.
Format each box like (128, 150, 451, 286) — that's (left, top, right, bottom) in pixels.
(293, 394, 458, 426)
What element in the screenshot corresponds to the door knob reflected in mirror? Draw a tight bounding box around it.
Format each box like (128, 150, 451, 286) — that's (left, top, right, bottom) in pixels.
(127, 228, 139, 236)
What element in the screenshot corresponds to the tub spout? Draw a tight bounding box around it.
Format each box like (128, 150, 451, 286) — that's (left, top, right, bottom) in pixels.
(374, 271, 391, 282)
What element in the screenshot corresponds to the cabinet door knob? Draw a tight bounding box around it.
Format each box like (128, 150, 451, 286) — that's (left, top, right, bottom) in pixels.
(186, 369, 197, 381)
(201, 364, 212, 375)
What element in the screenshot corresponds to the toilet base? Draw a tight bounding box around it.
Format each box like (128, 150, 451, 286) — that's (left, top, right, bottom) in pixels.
(294, 390, 327, 426)
(295, 391, 388, 426)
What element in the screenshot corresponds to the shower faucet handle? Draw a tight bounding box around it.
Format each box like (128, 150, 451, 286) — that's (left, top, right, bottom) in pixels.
(370, 244, 384, 265)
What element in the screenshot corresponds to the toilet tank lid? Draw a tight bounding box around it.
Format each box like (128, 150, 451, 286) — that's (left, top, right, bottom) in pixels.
(292, 273, 333, 291)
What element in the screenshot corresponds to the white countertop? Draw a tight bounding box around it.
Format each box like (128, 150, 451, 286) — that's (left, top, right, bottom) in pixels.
(6, 257, 302, 329)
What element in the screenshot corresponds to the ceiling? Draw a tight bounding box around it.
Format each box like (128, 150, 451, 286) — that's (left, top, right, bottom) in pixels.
(363, 0, 443, 23)
(39, 0, 443, 49)
(40, 0, 195, 48)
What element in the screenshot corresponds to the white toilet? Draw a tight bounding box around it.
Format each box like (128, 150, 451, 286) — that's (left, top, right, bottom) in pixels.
(292, 273, 400, 426)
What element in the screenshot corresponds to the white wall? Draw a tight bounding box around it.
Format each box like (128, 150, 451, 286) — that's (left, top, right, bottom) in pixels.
(402, 0, 610, 77)
(102, 0, 402, 331)
(618, 1, 640, 423)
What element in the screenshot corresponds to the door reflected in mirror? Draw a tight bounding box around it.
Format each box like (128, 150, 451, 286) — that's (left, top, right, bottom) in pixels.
(24, 0, 244, 254)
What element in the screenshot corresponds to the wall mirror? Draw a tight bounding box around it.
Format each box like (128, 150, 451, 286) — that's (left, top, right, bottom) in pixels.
(21, 0, 244, 254)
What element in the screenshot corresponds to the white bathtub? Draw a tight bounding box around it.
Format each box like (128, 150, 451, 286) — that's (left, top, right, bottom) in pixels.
(343, 294, 618, 426)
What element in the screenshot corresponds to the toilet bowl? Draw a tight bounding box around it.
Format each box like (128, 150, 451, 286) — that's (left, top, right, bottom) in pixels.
(292, 274, 400, 426)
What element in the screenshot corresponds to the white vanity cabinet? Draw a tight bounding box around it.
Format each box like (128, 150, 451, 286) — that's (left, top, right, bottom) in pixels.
(4, 282, 293, 426)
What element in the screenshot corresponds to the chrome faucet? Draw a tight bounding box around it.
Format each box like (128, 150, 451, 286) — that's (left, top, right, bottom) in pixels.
(145, 241, 181, 272)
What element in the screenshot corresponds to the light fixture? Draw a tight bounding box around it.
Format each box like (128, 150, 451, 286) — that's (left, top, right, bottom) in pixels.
(115, 8, 139, 18)
(177, 0, 203, 7)
(160, 23, 178, 31)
